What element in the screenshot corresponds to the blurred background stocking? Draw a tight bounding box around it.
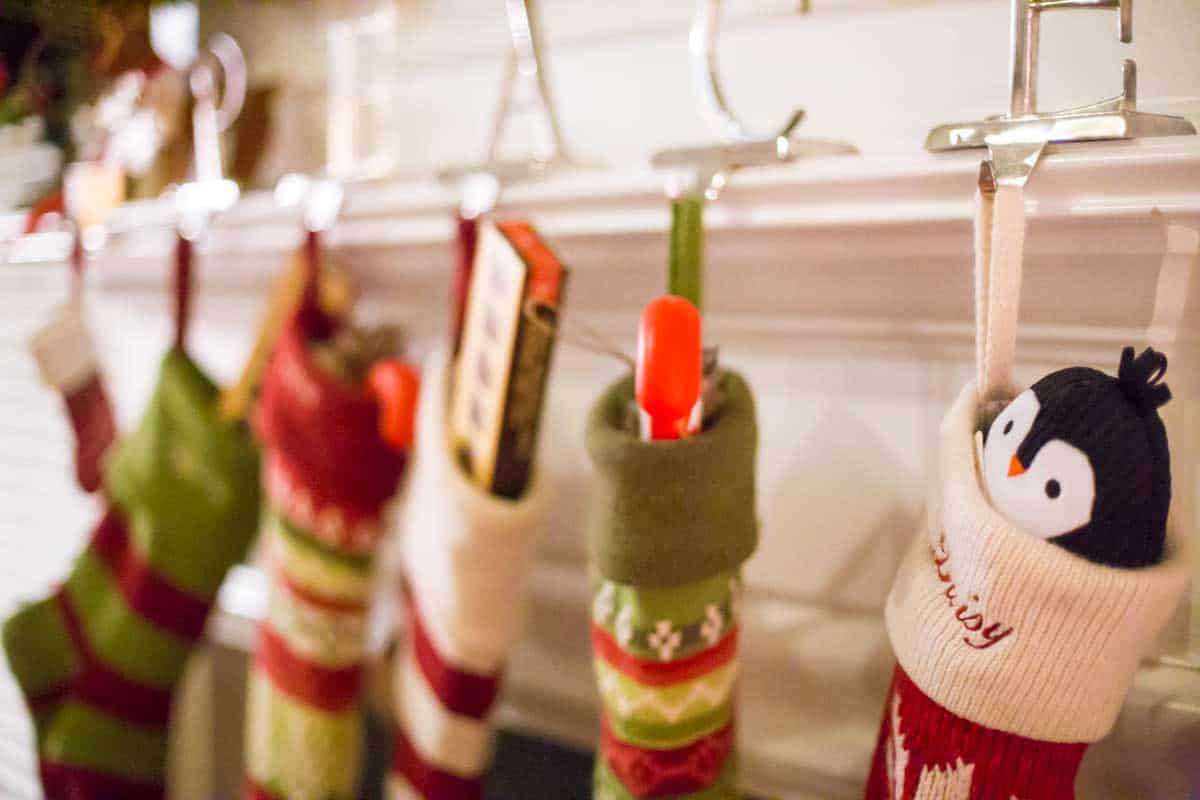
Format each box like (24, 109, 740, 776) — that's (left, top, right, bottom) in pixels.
(3, 234, 261, 799)
(244, 234, 414, 800)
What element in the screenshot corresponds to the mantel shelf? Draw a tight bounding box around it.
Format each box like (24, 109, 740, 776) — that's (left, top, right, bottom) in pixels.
(3, 136, 1198, 282)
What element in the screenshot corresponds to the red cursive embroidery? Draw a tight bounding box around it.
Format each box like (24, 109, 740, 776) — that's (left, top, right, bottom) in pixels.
(931, 534, 1014, 650)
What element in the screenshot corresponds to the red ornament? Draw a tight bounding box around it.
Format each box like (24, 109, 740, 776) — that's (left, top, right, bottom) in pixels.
(367, 359, 421, 451)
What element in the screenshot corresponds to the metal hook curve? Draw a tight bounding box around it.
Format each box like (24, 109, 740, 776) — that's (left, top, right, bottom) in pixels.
(192, 33, 246, 134)
(690, 0, 805, 144)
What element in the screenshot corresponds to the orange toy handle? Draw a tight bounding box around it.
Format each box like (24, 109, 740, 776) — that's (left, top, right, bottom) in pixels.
(636, 295, 702, 441)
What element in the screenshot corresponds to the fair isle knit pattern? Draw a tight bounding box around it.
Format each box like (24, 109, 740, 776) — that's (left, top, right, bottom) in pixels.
(591, 574, 740, 798)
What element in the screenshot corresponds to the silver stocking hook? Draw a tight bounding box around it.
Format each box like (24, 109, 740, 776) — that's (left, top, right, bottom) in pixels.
(440, 0, 582, 218)
(175, 34, 245, 238)
(927, 0, 1195, 189)
(690, 0, 804, 146)
(654, 0, 855, 200)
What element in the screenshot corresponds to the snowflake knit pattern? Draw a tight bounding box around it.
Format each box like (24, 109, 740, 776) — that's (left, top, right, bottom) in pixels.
(3, 349, 262, 799)
(244, 313, 407, 800)
(585, 371, 759, 799)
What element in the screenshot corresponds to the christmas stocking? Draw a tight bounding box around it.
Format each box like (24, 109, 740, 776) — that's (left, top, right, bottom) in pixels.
(585, 371, 758, 800)
(243, 311, 410, 800)
(864, 355, 1190, 800)
(388, 348, 546, 800)
(30, 302, 117, 493)
(3, 348, 261, 799)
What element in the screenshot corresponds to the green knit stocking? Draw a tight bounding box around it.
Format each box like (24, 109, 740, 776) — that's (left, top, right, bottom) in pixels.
(3, 349, 261, 798)
(586, 371, 758, 800)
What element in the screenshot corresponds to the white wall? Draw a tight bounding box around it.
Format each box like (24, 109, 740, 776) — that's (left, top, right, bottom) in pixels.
(205, 0, 1200, 179)
(2, 1, 1199, 797)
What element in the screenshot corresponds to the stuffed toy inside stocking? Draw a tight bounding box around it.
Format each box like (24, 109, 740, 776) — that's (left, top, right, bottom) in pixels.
(585, 371, 758, 800)
(388, 349, 546, 800)
(864, 346, 1190, 800)
(30, 301, 117, 493)
(3, 348, 261, 799)
(243, 306, 412, 800)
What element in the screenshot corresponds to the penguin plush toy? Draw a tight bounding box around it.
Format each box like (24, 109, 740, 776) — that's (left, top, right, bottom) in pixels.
(864, 345, 1187, 800)
(981, 346, 1172, 569)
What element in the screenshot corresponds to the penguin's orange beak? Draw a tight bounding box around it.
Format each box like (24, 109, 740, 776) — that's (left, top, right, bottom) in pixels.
(1007, 454, 1026, 477)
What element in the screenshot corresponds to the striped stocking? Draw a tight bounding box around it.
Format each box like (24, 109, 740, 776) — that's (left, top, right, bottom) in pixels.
(29, 302, 117, 494)
(388, 350, 545, 800)
(243, 313, 408, 800)
(3, 349, 261, 798)
(585, 371, 759, 800)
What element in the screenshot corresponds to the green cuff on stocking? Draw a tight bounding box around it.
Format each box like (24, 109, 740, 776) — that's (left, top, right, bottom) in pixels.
(585, 371, 758, 587)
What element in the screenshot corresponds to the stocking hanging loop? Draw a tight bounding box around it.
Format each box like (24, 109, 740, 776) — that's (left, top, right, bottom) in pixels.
(173, 233, 193, 352)
(973, 154, 1033, 409)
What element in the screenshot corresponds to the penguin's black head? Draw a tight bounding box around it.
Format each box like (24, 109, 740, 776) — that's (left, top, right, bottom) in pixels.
(981, 347, 1171, 569)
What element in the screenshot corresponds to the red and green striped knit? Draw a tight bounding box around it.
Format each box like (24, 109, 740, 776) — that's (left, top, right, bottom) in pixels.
(243, 310, 408, 800)
(3, 348, 262, 799)
(585, 371, 758, 800)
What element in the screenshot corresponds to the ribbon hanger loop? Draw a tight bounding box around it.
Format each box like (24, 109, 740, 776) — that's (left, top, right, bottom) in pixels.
(272, 174, 345, 336)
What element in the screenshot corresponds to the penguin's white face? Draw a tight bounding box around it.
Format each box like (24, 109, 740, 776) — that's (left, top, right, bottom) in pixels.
(982, 389, 1097, 539)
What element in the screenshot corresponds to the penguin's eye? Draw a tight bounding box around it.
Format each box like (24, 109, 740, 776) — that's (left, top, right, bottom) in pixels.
(985, 437, 1096, 540)
(1003, 420, 1013, 435)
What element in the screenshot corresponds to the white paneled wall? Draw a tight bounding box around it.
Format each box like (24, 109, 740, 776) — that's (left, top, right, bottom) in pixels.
(2, 1, 1200, 798)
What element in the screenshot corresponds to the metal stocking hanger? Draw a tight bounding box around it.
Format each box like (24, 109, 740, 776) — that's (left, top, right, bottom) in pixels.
(439, 0, 581, 219)
(926, 0, 1196, 188)
(171, 34, 246, 353)
(651, 0, 856, 308)
(174, 33, 245, 235)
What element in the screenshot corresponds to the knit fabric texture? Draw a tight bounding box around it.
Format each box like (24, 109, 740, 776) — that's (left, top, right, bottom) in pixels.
(586, 371, 758, 800)
(867, 380, 1190, 800)
(244, 313, 408, 800)
(864, 665, 1086, 800)
(390, 348, 546, 800)
(586, 372, 758, 589)
(3, 348, 261, 799)
(30, 303, 116, 493)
